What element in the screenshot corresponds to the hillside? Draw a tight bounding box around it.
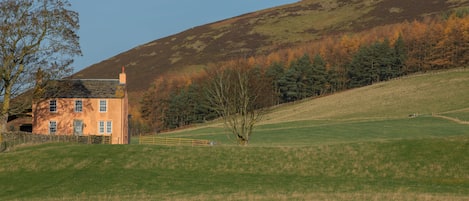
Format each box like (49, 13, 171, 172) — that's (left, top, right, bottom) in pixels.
(164, 68, 469, 146)
(261, 68, 469, 124)
(72, 0, 469, 95)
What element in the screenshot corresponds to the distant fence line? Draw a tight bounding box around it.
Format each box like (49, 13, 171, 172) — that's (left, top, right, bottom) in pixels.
(0, 132, 111, 152)
(139, 135, 215, 147)
(0, 133, 215, 152)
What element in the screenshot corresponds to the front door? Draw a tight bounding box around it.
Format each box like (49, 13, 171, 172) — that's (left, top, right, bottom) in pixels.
(73, 120, 83, 136)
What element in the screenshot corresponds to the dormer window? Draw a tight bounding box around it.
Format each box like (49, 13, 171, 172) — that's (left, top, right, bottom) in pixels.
(75, 100, 83, 112)
(99, 99, 107, 112)
(49, 100, 57, 112)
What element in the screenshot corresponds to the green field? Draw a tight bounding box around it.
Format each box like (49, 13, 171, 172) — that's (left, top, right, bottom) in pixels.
(1, 69, 469, 200)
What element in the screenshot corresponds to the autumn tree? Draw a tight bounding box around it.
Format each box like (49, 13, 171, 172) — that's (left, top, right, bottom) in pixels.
(431, 14, 469, 68)
(0, 0, 81, 132)
(140, 77, 178, 132)
(203, 61, 271, 145)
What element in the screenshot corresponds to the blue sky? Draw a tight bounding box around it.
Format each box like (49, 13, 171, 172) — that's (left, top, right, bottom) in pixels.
(71, 0, 298, 72)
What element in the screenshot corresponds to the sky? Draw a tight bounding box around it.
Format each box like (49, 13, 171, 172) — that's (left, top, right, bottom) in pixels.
(71, 0, 298, 72)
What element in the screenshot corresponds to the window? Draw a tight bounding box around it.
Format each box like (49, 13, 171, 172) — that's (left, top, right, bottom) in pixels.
(99, 120, 112, 135)
(49, 100, 57, 112)
(106, 121, 112, 134)
(98, 121, 105, 134)
(75, 100, 83, 112)
(49, 121, 57, 134)
(99, 100, 107, 112)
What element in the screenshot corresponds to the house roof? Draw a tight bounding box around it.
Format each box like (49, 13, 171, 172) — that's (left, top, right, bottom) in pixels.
(41, 79, 126, 99)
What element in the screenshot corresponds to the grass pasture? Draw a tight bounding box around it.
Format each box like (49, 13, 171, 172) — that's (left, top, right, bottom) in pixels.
(1, 69, 469, 200)
(1, 136, 469, 200)
(166, 117, 469, 147)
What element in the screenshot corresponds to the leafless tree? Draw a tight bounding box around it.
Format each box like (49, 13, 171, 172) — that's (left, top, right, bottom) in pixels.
(204, 60, 272, 145)
(0, 0, 81, 132)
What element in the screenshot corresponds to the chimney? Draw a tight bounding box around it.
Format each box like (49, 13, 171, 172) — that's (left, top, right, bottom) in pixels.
(119, 66, 126, 84)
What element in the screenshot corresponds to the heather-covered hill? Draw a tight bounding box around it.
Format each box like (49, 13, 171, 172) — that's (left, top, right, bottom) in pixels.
(72, 0, 469, 94)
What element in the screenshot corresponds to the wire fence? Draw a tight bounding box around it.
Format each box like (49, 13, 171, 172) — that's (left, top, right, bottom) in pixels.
(0, 132, 111, 152)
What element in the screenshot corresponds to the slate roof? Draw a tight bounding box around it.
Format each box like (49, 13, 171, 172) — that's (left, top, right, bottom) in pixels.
(41, 79, 125, 99)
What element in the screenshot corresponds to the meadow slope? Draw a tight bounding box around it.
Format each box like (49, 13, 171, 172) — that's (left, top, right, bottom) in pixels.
(262, 69, 469, 124)
(1, 69, 469, 200)
(164, 68, 469, 145)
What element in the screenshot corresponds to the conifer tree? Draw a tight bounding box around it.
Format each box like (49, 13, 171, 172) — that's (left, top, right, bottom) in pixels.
(265, 62, 285, 105)
(311, 54, 327, 96)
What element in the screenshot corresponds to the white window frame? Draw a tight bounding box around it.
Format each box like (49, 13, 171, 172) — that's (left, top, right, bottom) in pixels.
(99, 99, 107, 112)
(49, 121, 57, 134)
(98, 121, 105, 134)
(49, 100, 57, 113)
(106, 121, 112, 134)
(75, 100, 83, 112)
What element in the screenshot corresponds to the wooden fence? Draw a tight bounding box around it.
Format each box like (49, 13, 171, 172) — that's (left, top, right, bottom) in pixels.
(139, 136, 214, 147)
(0, 133, 214, 153)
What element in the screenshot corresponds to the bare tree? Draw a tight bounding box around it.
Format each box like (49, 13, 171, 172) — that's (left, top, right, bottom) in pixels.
(0, 0, 81, 132)
(204, 60, 272, 145)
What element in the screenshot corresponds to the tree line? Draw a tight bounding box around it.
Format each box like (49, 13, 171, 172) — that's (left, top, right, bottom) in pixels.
(140, 12, 469, 132)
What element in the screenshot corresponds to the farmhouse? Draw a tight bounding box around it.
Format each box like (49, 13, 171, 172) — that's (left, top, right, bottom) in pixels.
(32, 67, 129, 144)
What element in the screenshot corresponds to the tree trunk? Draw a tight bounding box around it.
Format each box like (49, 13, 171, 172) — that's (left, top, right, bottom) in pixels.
(0, 85, 11, 133)
(0, 113, 7, 133)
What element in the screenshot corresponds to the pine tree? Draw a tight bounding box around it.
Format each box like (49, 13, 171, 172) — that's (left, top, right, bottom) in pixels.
(392, 34, 407, 77)
(311, 54, 327, 96)
(289, 54, 314, 99)
(279, 67, 300, 102)
(265, 62, 285, 104)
